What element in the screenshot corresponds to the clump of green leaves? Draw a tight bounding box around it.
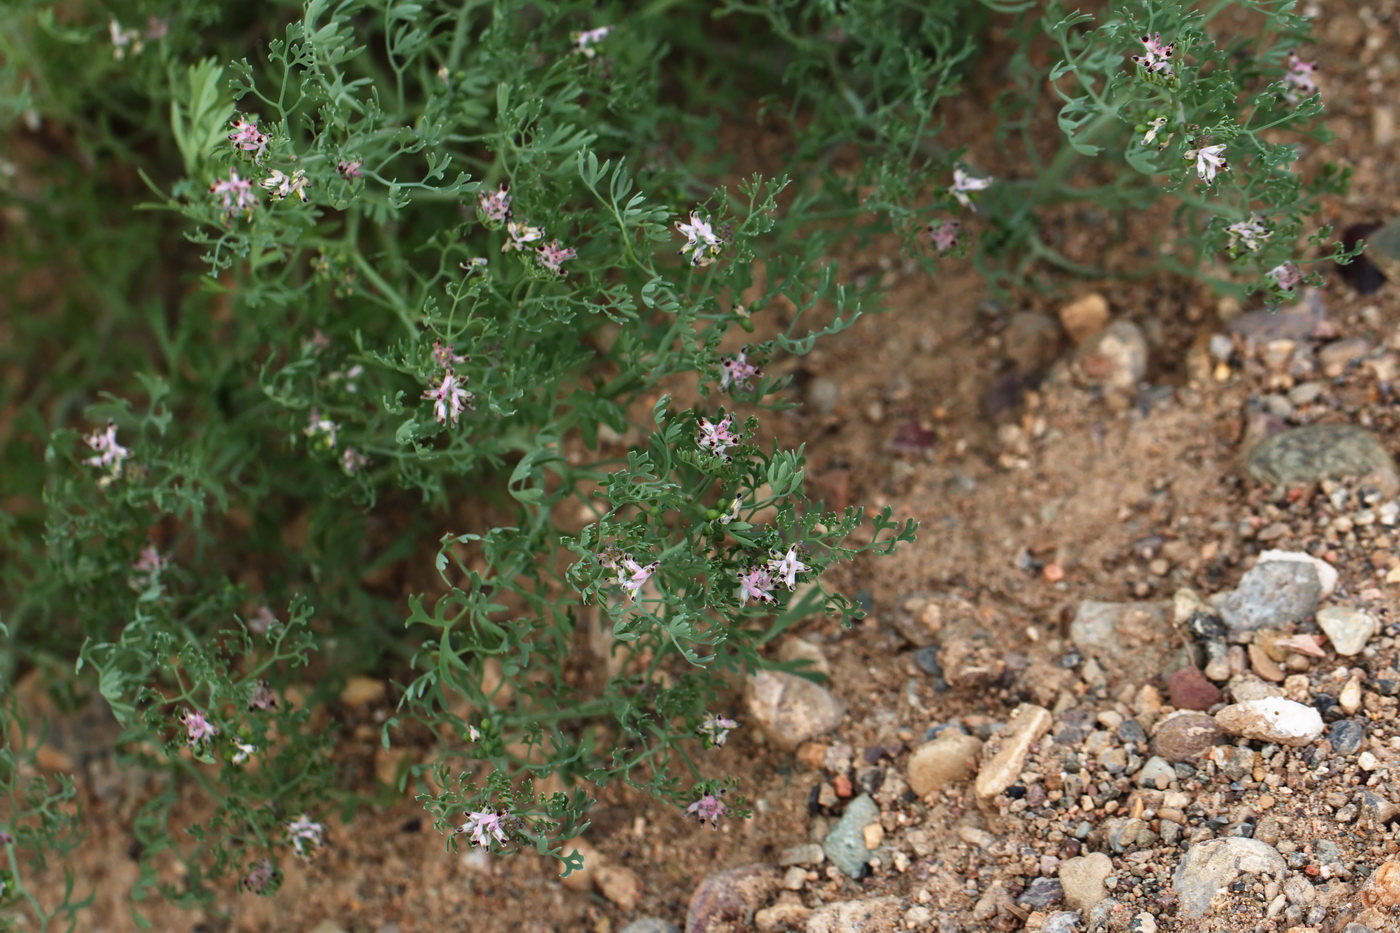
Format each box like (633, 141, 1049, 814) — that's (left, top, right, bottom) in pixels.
(0, 0, 1344, 924)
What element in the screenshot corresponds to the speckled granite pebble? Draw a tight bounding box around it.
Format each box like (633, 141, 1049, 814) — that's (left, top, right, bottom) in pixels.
(1246, 423, 1400, 496)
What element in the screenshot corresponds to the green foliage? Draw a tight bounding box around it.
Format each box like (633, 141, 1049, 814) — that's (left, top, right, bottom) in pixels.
(0, 0, 1341, 921)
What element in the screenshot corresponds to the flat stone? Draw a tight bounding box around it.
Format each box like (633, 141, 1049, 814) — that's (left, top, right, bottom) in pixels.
(620, 921, 679, 933)
(1215, 560, 1321, 638)
(1018, 876, 1065, 909)
(1246, 423, 1400, 497)
(1365, 215, 1400, 284)
(1136, 755, 1177, 789)
(890, 592, 976, 647)
(805, 896, 903, 933)
(778, 843, 824, 867)
(685, 864, 778, 933)
(1327, 719, 1366, 756)
(1317, 606, 1378, 656)
(975, 704, 1053, 799)
(1069, 600, 1176, 681)
(907, 731, 983, 796)
(821, 794, 880, 879)
(1151, 711, 1224, 762)
(744, 671, 845, 750)
(1004, 311, 1064, 374)
(1214, 697, 1324, 746)
(1059, 852, 1113, 913)
(1172, 838, 1285, 919)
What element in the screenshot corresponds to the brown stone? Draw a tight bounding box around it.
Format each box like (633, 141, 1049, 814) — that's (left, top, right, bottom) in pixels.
(1167, 667, 1223, 711)
(686, 864, 780, 933)
(1151, 711, 1225, 762)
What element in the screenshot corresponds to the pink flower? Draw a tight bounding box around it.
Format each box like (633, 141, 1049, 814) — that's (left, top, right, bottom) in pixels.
(503, 219, 544, 253)
(572, 26, 612, 58)
(950, 169, 992, 210)
(1267, 262, 1303, 292)
(84, 420, 130, 477)
(241, 859, 280, 894)
(698, 715, 738, 749)
(210, 170, 258, 220)
(687, 792, 727, 828)
(337, 159, 363, 180)
(432, 339, 467, 369)
(457, 810, 509, 847)
(697, 414, 739, 459)
(535, 239, 577, 275)
(260, 168, 310, 202)
(303, 408, 338, 448)
(477, 184, 511, 225)
(247, 679, 278, 711)
(676, 211, 723, 267)
(765, 546, 810, 591)
(341, 447, 370, 474)
(1282, 51, 1320, 104)
(179, 709, 219, 747)
(286, 816, 325, 857)
(719, 351, 761, 392)
(423, 371, 473, 425)
(1186, 144, 1227, 185)
(1131, 33, 1175, 75)
(1225, 216, 1270, 253)
(615, 555, 659, 601)
(927, 219, 960, 254)
(129, 545, 166, 591)
(738, 566, 777, 607)
(227, 118, 269, 163)
(249, 606, 277, 635)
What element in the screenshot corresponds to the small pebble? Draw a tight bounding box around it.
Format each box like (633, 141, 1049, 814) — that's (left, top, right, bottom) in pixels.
(1215, 697, 1324, 747)
(1317, 606, 1378, 656)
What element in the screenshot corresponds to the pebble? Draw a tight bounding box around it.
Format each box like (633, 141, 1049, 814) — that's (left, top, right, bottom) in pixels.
(1069, 600, 1174, 680)
(1214, 560, 1321, 637)
(975, 704, 1053, 799)
(1172, 838, 1286, 919)
(938, 633, 1006, 689)
(1018, 876, 1065, 909)
(1071, 320, 1149, 400)
(1004, 311, 1064, 374)
(1340, 675, 1363, 714)
(1365, 215, 1400, 284)
(1214, 697, 1324, 746)
(339, 676, 386, 708)
(1359, 790, 1400, 824)
(619, 920, 678, 933)
(1040, 912, 1082, 933)
(1167, 666, 1223, 710)
(685, 864, 778, 933)
(1058, 851, 1113, 913)
(907, 731, 983, 796)
(805, 896, 903, 933)
(754, 904, 810, 933)
(1136, 755, 1176, 789)
(1151, 711, 1224, 762)
(1359, 860, 1400, 908)
(1246, 423, 1400, 497)
(821, 794, 880, 879)
(744, 671, 846, 750)
(778, 843, 824, 867)
(806, 377, 841, 414)
(1058, 293, 1110, 344)
(892, 592, 965, 647)
(1316, 606, 1378, 656)
(595, 862, 643, 910)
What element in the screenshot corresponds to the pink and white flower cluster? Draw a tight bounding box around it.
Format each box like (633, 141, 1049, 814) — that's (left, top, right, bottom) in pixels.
(84, 420, 130, 481)
(600, 548, 659, 602)
(129, 545, 166, 591)
(491, 193, 577, 276)
(571, 26, 612, 58)
(698, 714, 738, 749)
(676, 212, 725, 268)
(738, 546, 810, 607)
(1186, 144, 1228, 186)
(1282, 51, 1320, 105)
(1225, 216, 1270, 253)
(457, 809, 510, 847)
(1267, 262, 1303, 292)
(210, 170, 258, 222)
(719, 350, 761, 393)
(927, 219, 960, 254)
(228, 117, 270, 163)
(687, 790, 727, 828)
(949, 169, 993, 211)
(1131, 33, 1175, 76)
(287, 816, 325, 857)
(697, 414, 740, 459)
(422, 339, 474, 427)
(179, 709, 219, 748)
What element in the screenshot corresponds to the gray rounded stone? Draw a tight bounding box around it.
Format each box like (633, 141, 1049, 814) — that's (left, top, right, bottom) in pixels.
(1246, 423, 1400, 496)
(1172, 838, 1285, 919)
(1327, 719, 1365, 756)
(821, 794, 880, 879)
(620, 921, 679, 933)
(1216, 560, 1321, 637)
